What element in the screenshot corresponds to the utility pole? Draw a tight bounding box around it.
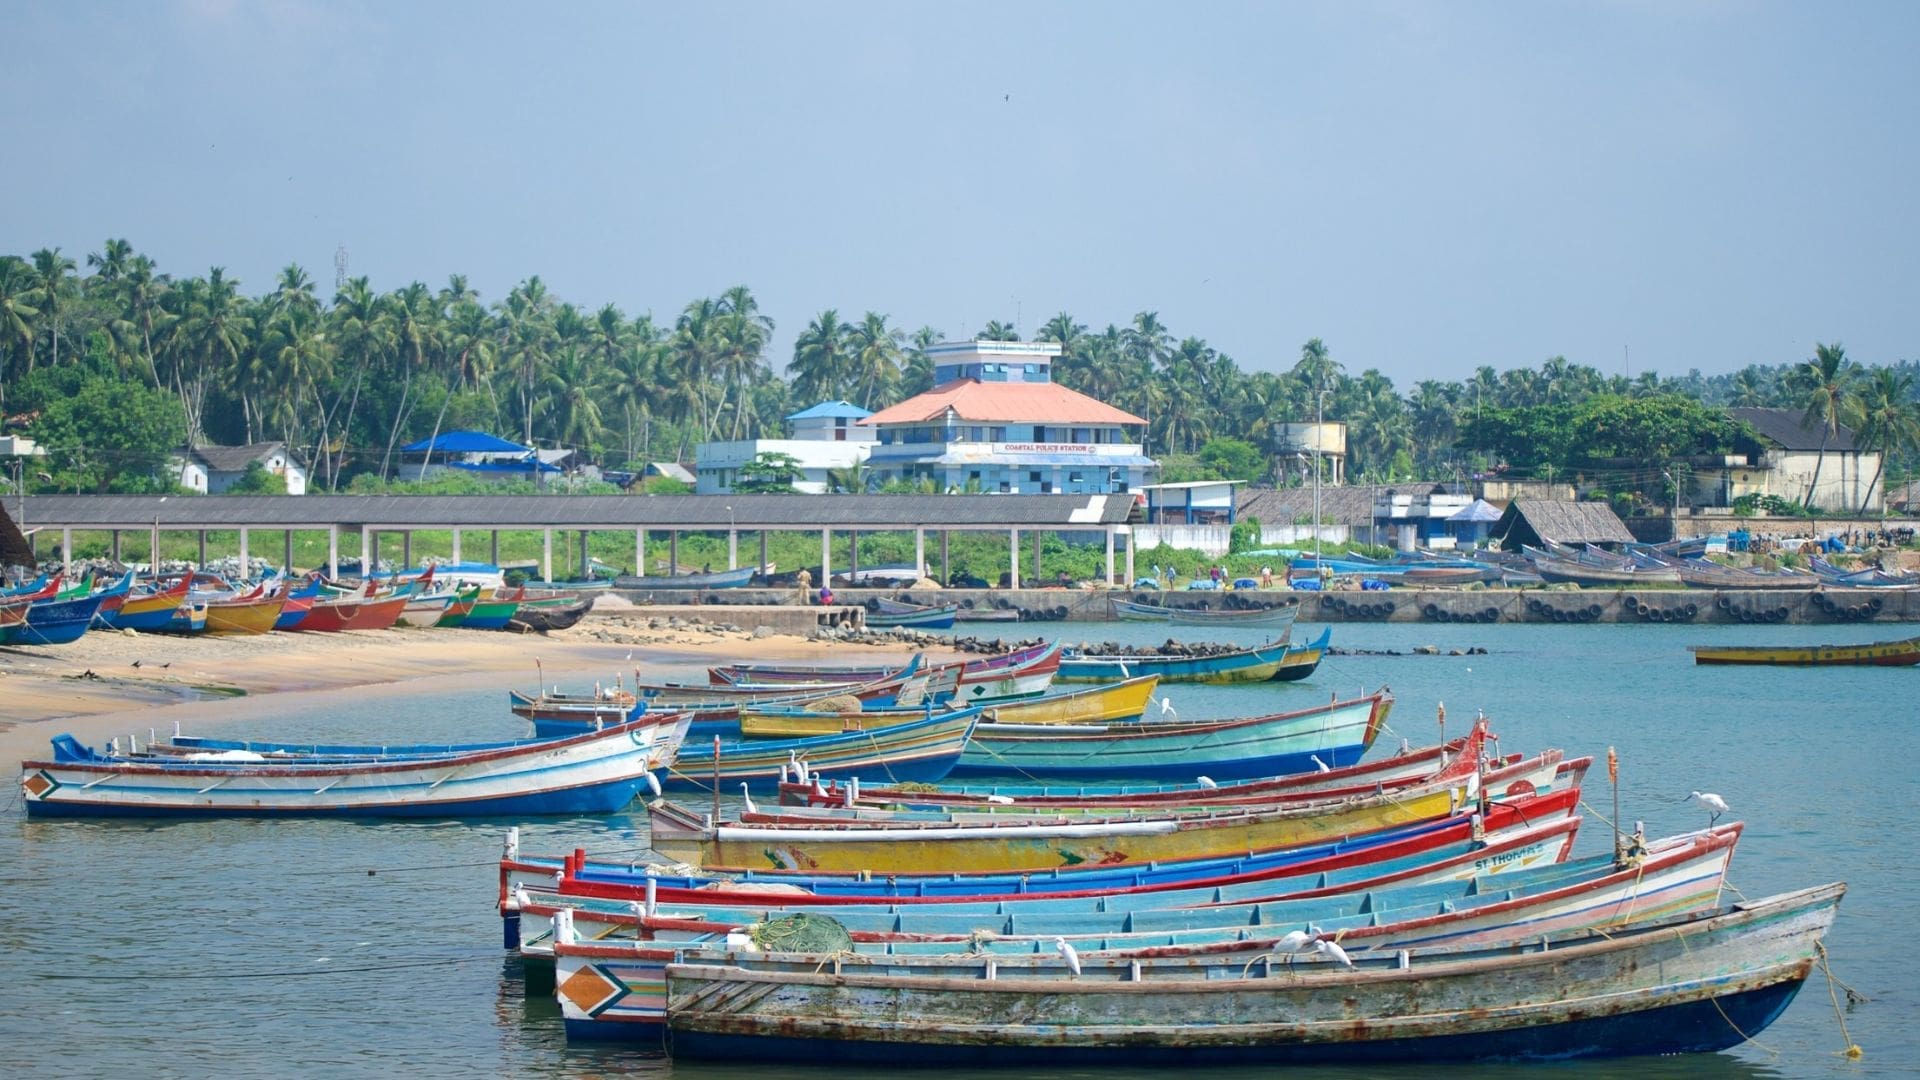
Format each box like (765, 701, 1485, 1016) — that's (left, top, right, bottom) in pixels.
(1313, 380, 1326, 570)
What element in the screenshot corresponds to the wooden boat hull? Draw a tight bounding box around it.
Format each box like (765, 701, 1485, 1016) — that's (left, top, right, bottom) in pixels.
(96, 584, 189, 631)
(657, 883, 1842, 1064)
(865, 603, 958, 629)
(545, 821, 1730, 1039)
(460, 597, 523, 630)
(13, 594, 106, 646)
(1112, 598, 1298, 632)
(1058, 629, 1329, 685)
(618, 566, 758, 589)
(205, 597, 285, 635)
(739, 677, 1162, 739)
(949, 691, 1389, 781)
(646, 773, 1464, 874)
(289, 594, 409, 632)
(1690, 635, 1920, 666)
(393, 593, 456, 627)
(1532, 560, 1682, 588)
(714, 642, 1059, 702)
(660, 710, 977, 793)
(20, 715, 691, 818)
(1269, 634, 1328, 682)
(511, 597, 593, 632)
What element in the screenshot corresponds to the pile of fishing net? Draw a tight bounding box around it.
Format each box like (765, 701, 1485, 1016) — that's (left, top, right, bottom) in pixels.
(746, 912, 854, 953)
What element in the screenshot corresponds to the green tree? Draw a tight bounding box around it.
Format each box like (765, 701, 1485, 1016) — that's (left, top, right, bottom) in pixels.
(733, 450, 803, 494)
(1851, 367, 1920, 515)
(1198, 437, 1265, 483)
(29, 377, 188, 492)
(28, 246, 77, 369)
(1795, 342, 1858, 510)
(790, 309, 850, 406)
(225, 459, 288, 494)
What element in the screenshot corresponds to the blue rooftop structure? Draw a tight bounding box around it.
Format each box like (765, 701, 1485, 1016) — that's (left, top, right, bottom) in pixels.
(400, 431, 531, 454)
(786, 401, 872, 422)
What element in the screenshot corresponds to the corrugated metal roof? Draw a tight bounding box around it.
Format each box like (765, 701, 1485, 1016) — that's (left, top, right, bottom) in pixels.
(1236, 484, 1393, 529)
(19, 493, 1134, 530)
(186, 442, 286, 473)
(786, 400, 872, 421)
(1727, 407, 1860, 452)
(861, 379, 1146, 426)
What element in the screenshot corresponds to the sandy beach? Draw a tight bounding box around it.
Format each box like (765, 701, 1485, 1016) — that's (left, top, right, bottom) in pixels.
(0, 612, 936, 767)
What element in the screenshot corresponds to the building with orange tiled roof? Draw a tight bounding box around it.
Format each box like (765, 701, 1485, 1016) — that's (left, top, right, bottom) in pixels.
(860, 340, 1157, 495)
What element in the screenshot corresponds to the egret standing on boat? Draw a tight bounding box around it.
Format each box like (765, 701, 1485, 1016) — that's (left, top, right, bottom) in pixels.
(1687, 790, 1729, 824)
(1053, 936, 1081, 977)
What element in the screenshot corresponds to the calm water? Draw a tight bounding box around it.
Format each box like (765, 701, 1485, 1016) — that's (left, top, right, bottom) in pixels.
(2, 620, 1913, 1078)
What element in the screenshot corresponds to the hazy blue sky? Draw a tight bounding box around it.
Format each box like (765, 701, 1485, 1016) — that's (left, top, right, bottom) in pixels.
(3, 1, 1914, 387)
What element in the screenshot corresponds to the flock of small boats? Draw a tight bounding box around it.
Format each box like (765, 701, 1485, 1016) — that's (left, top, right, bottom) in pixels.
(0, 565, 593, 645)
(15, 611, 1850, 1064)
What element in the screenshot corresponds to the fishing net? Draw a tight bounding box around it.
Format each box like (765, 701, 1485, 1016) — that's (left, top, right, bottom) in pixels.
(811, 694, 863, 714)
(747, 912, 854, 953)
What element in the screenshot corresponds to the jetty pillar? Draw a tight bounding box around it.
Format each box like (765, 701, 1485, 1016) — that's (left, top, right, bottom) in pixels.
(668, 531, 678, 575)
(758, 531, 768, 576)
(62, 526, 73, 575)
(578, 531, 589, 578)
(110, 530, 120, 562)
(402, 531, 412, 571)
(197, 530, 207, 569)
(727, 528, 738, 571)
(634, 529, 645, 576)
(1009, 528, 1020, 590)
(820, 528, 832, 587)
(149, 521, 159, 573)
(361, 529, 372, 578)
(283, 530, 293, 575)
(940, 531, 950, 586)
(849, 530, 860, 577)
(914, 528, 925, 578)
(1105, 526, 1116, 586)
(542, 528, 553, 584)
(238, 527, 250, 576)
(490, 531, 499, 567)
(451, 527, 462, 565)
(327, 525, 339, 579)
(1124, 527, 1136, 585)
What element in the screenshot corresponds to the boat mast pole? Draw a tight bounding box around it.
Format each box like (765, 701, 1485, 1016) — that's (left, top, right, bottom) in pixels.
(1314, 381, 1323, 570)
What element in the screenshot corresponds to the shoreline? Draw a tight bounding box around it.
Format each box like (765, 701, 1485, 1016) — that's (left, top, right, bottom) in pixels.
(0, 621, 933, 769)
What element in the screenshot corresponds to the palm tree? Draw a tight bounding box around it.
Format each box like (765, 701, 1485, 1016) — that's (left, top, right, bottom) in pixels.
(327, 276, 395, 484)
(537, 343, 608, 452)
(977, 320, 1019, 342)
(86, 238, 134, 284)
(1729, 367, 1772, 407)
(27, 247, 76, 369)
(174, 268, 253, 445)
(0, 256, 41, 389)
(670, 297, 723, 440)
(498, 277, 554, 446)
(790, 309, 850, 406)
(1850, 367, 1918, 515)
(899, 326, 940, 397)
(715, 286, 773, 438)
(1796, 342, 1859, 510)
(845, 311, 904, 409)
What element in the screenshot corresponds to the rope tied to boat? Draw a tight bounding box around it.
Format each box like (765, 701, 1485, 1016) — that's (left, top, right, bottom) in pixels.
(1815, 941, 1867, 1059)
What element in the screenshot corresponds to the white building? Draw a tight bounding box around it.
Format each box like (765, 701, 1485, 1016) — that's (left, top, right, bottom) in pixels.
(1693, 408, 1884, 514)
(172, 442, 309, 495)
(696, 401, 875, 494)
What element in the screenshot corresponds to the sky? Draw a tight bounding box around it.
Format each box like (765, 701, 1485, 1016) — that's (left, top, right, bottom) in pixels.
(3, 1, 1916, 388)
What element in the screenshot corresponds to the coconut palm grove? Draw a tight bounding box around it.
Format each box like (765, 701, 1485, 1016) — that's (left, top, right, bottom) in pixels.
(2, 240, 1916, 503)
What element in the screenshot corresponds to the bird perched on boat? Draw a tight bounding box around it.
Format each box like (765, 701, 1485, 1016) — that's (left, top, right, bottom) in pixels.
(1310, 754, 1331, 773)
(1158, 697, 1178, 720)
(1312, 937, 1354, 968)
(1274, 928, 1314, 967)
(1053, 936, 1081, 977)
(740, 783, 757, 815)
(985, 794, 1014, 805)
(1195, 776, 1218, 789)
(1686, 790, 1729, 824)
(644, 772, 662, 799)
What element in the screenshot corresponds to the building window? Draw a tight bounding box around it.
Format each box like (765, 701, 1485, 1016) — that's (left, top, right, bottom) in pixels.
(1071, 428, 1089, 443)
(1068, 472, 1083, 484)
(999, 480, 1011, 493)
(1040, 480, 1053, 493)
(991, 427, 1006, 441)
(1032, 426, 1047, 442)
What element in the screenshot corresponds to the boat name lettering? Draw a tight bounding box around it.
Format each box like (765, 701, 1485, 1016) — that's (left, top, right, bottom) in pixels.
(1473, 842, 1545, 871)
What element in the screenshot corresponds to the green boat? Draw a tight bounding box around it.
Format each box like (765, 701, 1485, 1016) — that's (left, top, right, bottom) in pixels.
(1056, 628, 1331, 684)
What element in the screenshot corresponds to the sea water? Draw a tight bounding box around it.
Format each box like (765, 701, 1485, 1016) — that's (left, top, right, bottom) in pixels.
(2, 620, 1912, 1078)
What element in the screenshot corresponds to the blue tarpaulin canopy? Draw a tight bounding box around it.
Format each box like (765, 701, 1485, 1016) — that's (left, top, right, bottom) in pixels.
(1446, 498, 1504, 523)
(401, 431, 530, 454)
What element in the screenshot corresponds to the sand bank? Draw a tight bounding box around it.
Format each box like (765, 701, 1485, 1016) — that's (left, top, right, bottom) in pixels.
(0, 618, 936, 767)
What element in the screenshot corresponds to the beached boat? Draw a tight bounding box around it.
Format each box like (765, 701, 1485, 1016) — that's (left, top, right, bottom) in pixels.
(1057, 628, 1330, 684)
(1110, 597, 1299, 632)
(616, 566, 759, 590)
(509, 595, 593, 632)
(1531, 557, 1682, 588)
(657, 709, 978, 793)
(19, 713, 692, 819)
(864, 598, 958, 629)
(947, 689, 1389, 781)
(712, 641, 1059, 702)
(393, 590, 459, 627)
(0, 602, 26, 639)
(96, 576, 191, 632)
(656, 881, 1843, 1065)
(272, 577, 326, 630)
(543, 823, 1737, 1042)
(1689, 635, 1920, 666)
(458, 587, 525, 630)
(203, 594, 286, 635)
(12, 592, 107, 646)
(645, 765, 1470, 873)
(954, 605, 1021, 622)
(287, 592, 409, 632)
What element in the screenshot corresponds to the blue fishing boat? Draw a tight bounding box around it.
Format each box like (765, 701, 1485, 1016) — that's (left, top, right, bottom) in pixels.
(1056, 628, 1331, 684)
(12, 593, 107, 646)
(19, 713, 692, 819)
(617, 566, 759, 590)
(865, 598, 958, 629)
(641, 709, 979, 793)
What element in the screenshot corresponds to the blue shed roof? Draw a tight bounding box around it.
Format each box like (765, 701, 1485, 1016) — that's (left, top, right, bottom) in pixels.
(786, 401, 873, 421)
(401, 431, 532, 454)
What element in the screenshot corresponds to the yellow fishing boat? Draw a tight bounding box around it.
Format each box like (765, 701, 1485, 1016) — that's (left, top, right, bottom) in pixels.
(646, 780, 1470, 873)
(737, 676, 1163, 738)
(1689, 635, 1920, 666)
(204, 596, 287, 635)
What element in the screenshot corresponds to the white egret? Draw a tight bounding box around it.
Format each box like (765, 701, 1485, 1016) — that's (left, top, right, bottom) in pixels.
(1195, 776, 1218, 789)
(1686, 790, 1729, 824)
(740, 783, 758, 815)
(1310, 754, 1331, 773)
(986, 794, 1015, 805)
(1053, 936, 1082, 977)
(1159, 697, 1178, 720)
(1311, 938, 1353, 968)
(644, 771, 662, 799)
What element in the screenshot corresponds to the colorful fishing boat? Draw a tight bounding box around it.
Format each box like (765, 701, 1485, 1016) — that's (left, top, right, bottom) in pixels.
(740, 675, 1166, 739)
(618, 566, 759, 590)
(95, 575, 191, 632)
(645, 766, 1468, 873)
(1269, 629, 1330, 681)
(510, 595, 594, 632)
(712, 641, 1060, 702)
(655, 882, 1842, 1065)
(288, 592, 410, 632)
(204, 593, 286, 635)
(654, 709, 978, 793)
(948, 688, 1389, 781)
(393, 590, 459, 627)
(1056, 629, 1330, 685)
(13, 592, 107, 646)
(434, 586, 482, 627)
(1688, 635, 1920, 666)
(19, 713, 692, 818)
(546, 823, 1738, 1043)
(1110, 597, 1299, 632)
(459, 587, 525, 631)
(272, 576, 326, 629)
(864, 598, 958, 629)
